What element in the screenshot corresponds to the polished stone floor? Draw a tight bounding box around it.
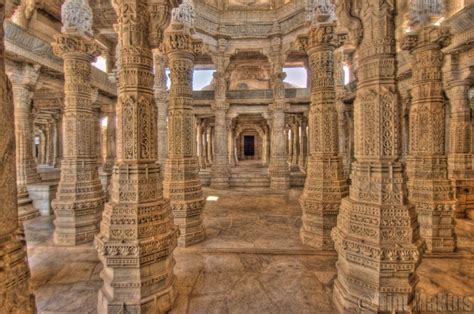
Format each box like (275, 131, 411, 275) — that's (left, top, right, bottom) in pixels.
(25, 188, 474, 313)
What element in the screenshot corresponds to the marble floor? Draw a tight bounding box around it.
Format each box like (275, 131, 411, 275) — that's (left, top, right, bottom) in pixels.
(25, 188, 474, 313)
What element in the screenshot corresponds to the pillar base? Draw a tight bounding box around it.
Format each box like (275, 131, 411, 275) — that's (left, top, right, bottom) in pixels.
(270, 176, 290, 190)
(0, 232, 36, 313)
(417, 202, 457, 254)
(27, 182, 58, 216)
(18, 195, 40, 222)
(299, 228, 334, 250)
(173, 209, 206, 247)
(210, 177, 230, 190)
(97, 263, 178, 314)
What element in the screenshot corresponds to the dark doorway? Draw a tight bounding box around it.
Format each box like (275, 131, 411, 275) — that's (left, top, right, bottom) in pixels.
(243, 136, 255, 156)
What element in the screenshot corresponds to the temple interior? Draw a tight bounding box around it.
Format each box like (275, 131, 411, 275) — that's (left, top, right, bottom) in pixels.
(0, 0, 473, 313)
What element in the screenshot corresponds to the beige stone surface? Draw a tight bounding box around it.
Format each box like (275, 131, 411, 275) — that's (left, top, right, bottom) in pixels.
(25, 188, 474, 313)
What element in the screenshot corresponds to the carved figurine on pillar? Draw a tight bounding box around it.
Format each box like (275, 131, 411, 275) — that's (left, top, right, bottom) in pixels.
(163, 0, 206, 246)
(6, 61, 42, 221)
(0, 0, 36, 312)
(51, 0, 106, 246)
(94, 0, 180, 312)
(403, 0, 456, 253)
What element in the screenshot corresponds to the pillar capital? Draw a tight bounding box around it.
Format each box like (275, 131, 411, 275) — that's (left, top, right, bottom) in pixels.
(5, 61, 40, 89)
(52, 33, 102, 61)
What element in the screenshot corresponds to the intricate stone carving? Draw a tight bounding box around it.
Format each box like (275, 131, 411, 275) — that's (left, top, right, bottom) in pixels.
(61, 0, 93, 35)
(6, 61, 41, 222)
(331, 1, 423, 312)
(51, 31, 106, 246)
(403, 24, 456, 253)
(163, 19, 206, 246)
(0, 2, 36, 312)
(298, 23, 348, 250)
(154, 49, 169, 176)
(95, 0, 179, 312)
(210, 51, 230, 189)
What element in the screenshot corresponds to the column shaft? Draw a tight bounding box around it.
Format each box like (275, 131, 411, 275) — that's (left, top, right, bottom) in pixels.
(0, 2, 36, 310)
(51, 34, 106, 246)
(332, 1, 422, 311)
(404, 26, 456, 253)
(299, 24, 348, 250)
(163, 22, 206, 247)
(447, 83, 474, 218)
(95, 0, 179, 312)
(6, 63, 42, 221)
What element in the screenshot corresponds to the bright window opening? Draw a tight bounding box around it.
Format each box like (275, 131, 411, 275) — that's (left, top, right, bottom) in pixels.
(284, 67, 307, 88)
(93, 56, 107, 72)
(343, 65, 350, 85)
(194, 69, 215, 90)
(101, 117, 108, 128)
(206, 196, 219, 201)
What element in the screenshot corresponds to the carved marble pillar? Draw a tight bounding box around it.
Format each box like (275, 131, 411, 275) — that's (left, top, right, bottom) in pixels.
(298, 24, 348, 250)
(447, 82, 474, 218)
(0, 1, 36, 311)
(210, 104, 230, 188)
(228, 122, 236, 167)
(298, 117, 307, 169)
(95, 0, 179, 311)
(46, 122, 55, 166)
(51, 10, 105, 245)
(163, 21, 206, 247)
(6, 62, 41, 221)
(196, 121, 205, 169)
(268, 50, 289, 189)
(291, 121, 300, 166)
(55, 111, 63, 166)
(403, 26, 456, 253)
(206, 127, 212, 165)
(210, 65, 230, 188)
(154, 50, 169, 174)
(269, 103, 289, 189)
(331, 1, 422, 311)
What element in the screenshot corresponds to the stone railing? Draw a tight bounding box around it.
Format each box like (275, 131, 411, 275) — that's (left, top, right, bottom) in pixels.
(192, 88, 310, 101)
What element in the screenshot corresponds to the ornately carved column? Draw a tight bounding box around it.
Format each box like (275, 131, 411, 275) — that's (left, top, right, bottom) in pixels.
(95, 0, 179, 312)
(163, 20, 206, 246)
(51, 21, 106, 245)
(447, 82, 474, 218)
(153, 49, 169, 174)
(269, 68, 290, 189)
(298, 117, 307, 169)
(298, 24, 348, 250)
(403, 25, 456, 253)
(6, 62, 42, 221)
(331, 1, 422, 311)
(210, 64, 230, 188)
(291, 120, 299, 167)
(0, 0, 36, 311)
